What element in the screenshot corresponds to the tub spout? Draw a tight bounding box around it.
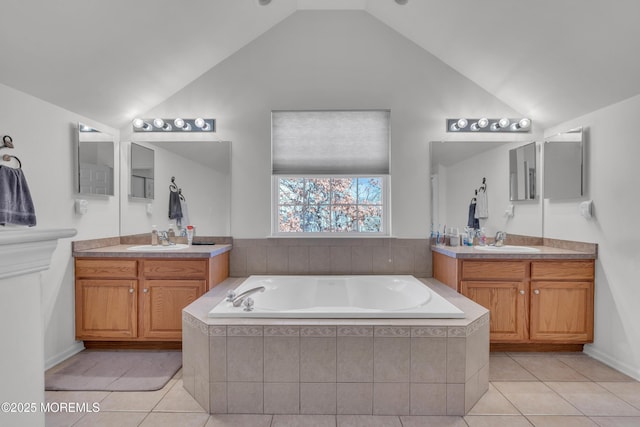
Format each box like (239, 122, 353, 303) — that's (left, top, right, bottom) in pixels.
(232, 286, 266, 307)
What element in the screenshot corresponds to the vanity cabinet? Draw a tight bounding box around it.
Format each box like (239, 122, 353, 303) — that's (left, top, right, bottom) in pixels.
(75, 252, 228, 343)
(439, 256, 595, 346)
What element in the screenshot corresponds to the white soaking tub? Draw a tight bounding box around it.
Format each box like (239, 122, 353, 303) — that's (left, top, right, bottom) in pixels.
(208, 275, 464, 318)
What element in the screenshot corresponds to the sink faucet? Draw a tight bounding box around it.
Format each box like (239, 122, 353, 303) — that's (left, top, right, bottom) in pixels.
(494, 231, 507, 247)
(158, 231, 175, 246)
(231, 286, 266, 307)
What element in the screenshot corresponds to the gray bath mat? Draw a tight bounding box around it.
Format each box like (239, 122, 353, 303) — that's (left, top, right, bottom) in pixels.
(45, 350, 182, 391)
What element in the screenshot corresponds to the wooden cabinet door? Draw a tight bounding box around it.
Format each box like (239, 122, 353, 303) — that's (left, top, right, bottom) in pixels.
(140, 280, 206, 340)
(461, 280, 527, 342)
(76, 279, 137, 339)
(529, 281, 594, 343)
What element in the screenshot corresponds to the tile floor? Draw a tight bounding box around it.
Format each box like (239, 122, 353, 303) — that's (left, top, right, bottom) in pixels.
(45, 352, 640, 427)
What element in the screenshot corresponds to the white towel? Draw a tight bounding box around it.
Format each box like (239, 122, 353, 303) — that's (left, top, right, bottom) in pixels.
(178, 199, 190, 228)
(475, 188, 488, 219)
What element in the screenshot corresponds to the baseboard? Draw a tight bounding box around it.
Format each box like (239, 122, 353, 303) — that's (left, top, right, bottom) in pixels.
(45, 342, 85, 370)
(583, 344, 640, 381)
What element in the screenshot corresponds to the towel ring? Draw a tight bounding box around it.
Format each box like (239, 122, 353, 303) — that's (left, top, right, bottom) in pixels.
(2, 154, 22, 168)
(1, 135, 13, 149)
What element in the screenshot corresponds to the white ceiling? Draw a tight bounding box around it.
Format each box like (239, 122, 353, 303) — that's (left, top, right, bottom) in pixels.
(2, 0, 640, 129)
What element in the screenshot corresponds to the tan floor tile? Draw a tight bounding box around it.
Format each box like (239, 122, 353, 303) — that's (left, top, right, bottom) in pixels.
(153, 379, 207, 413)
(337, 415, 401, 426)
(492, 382, 581, 415)
(468, 384, 520, 415)
(272, 414, 337, 427)
(45, 390, 110, 405)
(172, 368, 183, 380)
(72, 410, 148, 427)
(464, 415, 534, 426)
(45, 410, 85, 427)
(545, 382, 640, 416)
(512, 357, 589, 381)
(205, 414, 273, 427)
(400, 415, 468, 426)
(598, 381, 640, 409)
(558, 357, 635, 382)
(525, 415, 598, 426)
(589, 416, 640, 426)
(490, 356, 538, 381)
(139, 412, 210, 427)
(99, 384, 174, 411)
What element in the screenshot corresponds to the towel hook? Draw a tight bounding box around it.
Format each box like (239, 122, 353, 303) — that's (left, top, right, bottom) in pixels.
(2, 154, 22, 168)
(1, 135, 14, 149)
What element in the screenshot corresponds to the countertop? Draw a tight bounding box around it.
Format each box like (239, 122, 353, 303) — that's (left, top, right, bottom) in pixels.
(73, 243, 232, 259)
(431, 244, 596, 260)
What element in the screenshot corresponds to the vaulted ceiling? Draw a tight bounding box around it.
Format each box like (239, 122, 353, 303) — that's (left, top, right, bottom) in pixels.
(2, 0, 639, 129)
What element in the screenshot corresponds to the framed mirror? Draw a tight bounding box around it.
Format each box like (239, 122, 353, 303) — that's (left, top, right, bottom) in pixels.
(76, 123, 115, 196)
(130, 143, 155, 199)
(509, 142, 537, 201)
(544, 127, 584, 199)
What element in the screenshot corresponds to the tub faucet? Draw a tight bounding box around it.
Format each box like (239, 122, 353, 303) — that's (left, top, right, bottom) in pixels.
(232, 286, 266, 307)
(494, 231, 507, 247)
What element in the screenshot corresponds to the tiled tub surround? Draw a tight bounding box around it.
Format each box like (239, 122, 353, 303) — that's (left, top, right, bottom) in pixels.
(229, 238, 432, 277)
(182, 278, 489, 416)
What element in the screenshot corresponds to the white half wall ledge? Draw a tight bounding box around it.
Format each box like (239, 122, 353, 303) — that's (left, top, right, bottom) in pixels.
(0, 228, 77, 279)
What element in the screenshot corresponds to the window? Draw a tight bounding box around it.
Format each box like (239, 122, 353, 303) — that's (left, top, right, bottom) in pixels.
(272, 110, 390, 235)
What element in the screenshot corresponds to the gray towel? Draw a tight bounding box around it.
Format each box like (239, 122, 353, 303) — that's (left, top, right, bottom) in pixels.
(168, 190, 183, 221)
(0, 165, 36, 226)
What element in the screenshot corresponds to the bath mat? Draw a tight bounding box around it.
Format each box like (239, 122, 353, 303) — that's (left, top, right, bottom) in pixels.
(45, 350, 182, 391)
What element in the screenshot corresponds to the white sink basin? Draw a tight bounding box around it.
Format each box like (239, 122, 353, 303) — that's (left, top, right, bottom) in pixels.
(127, 244, 189, 251)
(474, 245, 540, 253)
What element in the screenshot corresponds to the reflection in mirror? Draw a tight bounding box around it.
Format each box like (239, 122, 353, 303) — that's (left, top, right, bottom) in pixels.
(509, 142, 537, 201)
(76, 123, 115, 196)
(130, 143, 154, 199)
(544, 127, 584, 199)
(430, 140, 542, 238)
(120, 140, 231, 236)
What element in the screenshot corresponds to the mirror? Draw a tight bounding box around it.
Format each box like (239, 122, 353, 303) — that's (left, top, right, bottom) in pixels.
(120, 140, 231, 236)
(76, 123, 115, 196)
(544, 127, 584, 199)
(130, 143, 155, 199)
(430, 140, 542, 237)
(509, 142, 537, 201)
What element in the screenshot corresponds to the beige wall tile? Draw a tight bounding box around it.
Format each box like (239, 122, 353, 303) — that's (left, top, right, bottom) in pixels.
(331, 246, 352, 274)
(246, 246, 268, 274)
(264, 382, 300, 414)
(410, 337, 446, 383)
(374, 337, 410, 382)
(210, 336, 227, 382)
(309, 246, 331, 273)
(265, 336, 300, 383)
(267, 246, 289, 274)
(337, 336, 373, 382)
(446, 384, 465, 416)
(210, 382, 227, 414)
(288, 246, 310, 274)
(206, 414, 273, 427)
(351, 246, 373, 274)
(373, 383, 409, 415)
(446, 338, 466, 383)
(410, 383, 447, 415)
(300, 383, 337, 414)
(227, 336, 264, 382)
(337, 383, 373, 415)
(272, 414, 337, 427)
(301, 337, 337, 382)
(228, 382, 263, 414)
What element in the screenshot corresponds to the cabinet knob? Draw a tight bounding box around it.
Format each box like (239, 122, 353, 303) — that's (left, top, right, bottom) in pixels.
(143, 288, 149, 294)
(519, 290, 525, 295)
(129, 288, 134, 294)
(533, 289, 540, 295)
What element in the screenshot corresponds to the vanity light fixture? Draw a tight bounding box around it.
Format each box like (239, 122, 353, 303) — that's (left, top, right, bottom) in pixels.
(447, 117, 532, 133)
(132, 118, 215, 133)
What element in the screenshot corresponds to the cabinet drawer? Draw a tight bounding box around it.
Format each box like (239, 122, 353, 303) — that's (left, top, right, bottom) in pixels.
(142, 259, 207, 279)
(75, 259, 138, 279)
(531, 261, 594, 280)
(462, 261, 527, 280)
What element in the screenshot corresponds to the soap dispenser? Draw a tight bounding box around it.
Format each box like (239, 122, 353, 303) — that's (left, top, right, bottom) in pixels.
(151, 225, 159, 246)
(167, 223, 176, 243)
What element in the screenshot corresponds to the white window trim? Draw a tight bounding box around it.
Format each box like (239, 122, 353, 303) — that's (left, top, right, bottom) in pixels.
(271, 174, 391, 237)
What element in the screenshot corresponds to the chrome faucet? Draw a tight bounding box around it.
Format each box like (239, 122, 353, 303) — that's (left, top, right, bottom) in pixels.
(494, 231, 507, 247)
(157, 231, 175, 246)
(231, 286, 266, 307)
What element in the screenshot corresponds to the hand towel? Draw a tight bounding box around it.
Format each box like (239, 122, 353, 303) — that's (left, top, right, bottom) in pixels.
(178, 199, 190, 228)
(467, 202, 479, 229)
(475, 188, 489, 219)
(168, 191, 183, 221)
(0, 165, 36, 226)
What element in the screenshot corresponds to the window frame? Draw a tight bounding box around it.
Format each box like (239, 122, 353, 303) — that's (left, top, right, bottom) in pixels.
(271, 174, 390, 237)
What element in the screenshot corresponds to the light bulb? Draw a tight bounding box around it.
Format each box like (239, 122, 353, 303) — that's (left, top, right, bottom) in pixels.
(132, 118, 151, 131)
(498, 118, 510, 128)
(456, 118, 468, 129)
(174, 118, 184, 128)
(477, 118, 489, 128)
(153, 118, 165, 128)
(194, 118, 210, 131)
(518, 118, 531, 129)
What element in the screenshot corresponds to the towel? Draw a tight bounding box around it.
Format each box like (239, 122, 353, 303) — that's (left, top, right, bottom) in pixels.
(467, 202, 479, 229)
(178, 199, 190, 228)
(475, 188, 488, 219)
(0, 165, 36, 226)
(168, 191, 183, 222)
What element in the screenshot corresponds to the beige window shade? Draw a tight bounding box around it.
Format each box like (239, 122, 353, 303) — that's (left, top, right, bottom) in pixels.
(272, 110, 390, 175)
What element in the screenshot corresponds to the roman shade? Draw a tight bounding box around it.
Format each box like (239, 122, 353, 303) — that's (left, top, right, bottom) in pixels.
(272, 110, 390, 175)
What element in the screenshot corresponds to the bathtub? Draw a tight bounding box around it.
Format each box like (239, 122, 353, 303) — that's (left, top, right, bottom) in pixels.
(208, 275, 464, 318)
